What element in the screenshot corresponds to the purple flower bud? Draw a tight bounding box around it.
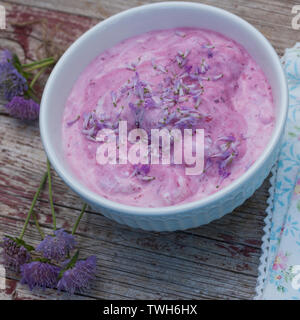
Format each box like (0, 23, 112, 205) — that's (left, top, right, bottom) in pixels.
(20, 261, 59, 290)
(4, 96, 40, 120)
(2, 237, 31, 272)
(57, 256, 96, 294)
(36, 229, 76, 262)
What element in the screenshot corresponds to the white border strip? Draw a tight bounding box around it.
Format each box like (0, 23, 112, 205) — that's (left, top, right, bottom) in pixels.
(254, 164, 278, 299)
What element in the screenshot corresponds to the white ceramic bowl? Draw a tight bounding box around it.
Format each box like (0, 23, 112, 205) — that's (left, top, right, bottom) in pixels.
(40, 2, 288, 231)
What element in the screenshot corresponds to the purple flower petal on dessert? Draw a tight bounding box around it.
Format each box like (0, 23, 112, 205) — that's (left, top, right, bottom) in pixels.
(202, 44, 215, 49)
(174, 116, 198, 129)
(126, 59, 141, 72)
(129, 102, 145, 128)
(144, 97, 156, 109)
(126, 63, 137, 71)
(82, 112, 92, 130)
(67, 115, 80, 127)
(207, 50, 214, 58)
(132, 164, 155, 182)
(218, 165, 231, 180)
(184, 65, 193, 74)
(193, 95, 202, 108)
(111, 91, 118, 107)
(129, 102, 138, 114)
(176, 51, 189, 68)
(217, 135, 236, 143)
(133, 164, 150, 176)
(200, 59, 209, 74)
(218, 151, 237, 179)
(81, 111, 115, 139)
(157, 64, 168, 73)
(159, 111, 177, 127)
(215, 139, 239, 182)
(212, 73, 224, 81)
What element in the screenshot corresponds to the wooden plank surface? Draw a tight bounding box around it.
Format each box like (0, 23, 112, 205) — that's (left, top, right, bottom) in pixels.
(0, 0, 299, 300)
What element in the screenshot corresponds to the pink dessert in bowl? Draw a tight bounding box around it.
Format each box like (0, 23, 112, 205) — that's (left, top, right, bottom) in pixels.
(41, 2, 287, 231)
(62, 27, 275, 208)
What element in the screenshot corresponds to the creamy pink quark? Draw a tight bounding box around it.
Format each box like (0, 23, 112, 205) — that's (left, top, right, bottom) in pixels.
(62, 28, 275, 207)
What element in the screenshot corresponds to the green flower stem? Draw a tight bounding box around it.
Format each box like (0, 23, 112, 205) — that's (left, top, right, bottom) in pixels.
(22, 57, 54, 68)
(72, 203, 87, 235)
(47, 159, 56, 231)
(26, 88, 39, 102)
(29, 67, 46, 89)
(33, 212, 45, 239)
(23, 59, 55, 72)
(19, 172, 48, 240)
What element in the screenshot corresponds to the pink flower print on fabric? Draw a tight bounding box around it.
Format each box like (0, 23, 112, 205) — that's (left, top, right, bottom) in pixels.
(272, 252, 288, 271)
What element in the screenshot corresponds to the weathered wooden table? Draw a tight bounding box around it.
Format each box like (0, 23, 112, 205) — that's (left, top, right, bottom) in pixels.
(0, 0, 299, 300)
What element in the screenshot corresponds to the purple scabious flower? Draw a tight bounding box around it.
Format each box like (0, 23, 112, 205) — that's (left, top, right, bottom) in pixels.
(2, 237, 31, 272)
(57, 256, 96, 294)
(20, 261, 59, 290)
(4, 96, 40, 120)
(36, 229, 76, 262)
(0, 61, 28, 101)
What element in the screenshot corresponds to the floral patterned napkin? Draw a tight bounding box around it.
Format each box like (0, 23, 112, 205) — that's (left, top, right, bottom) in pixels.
(255, 43, 300, 299)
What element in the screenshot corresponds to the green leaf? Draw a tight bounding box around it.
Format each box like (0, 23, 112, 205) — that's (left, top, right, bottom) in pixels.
(5, 235, 35, 252)
(11, 53, 35, 82)
(24, 87, 39, 102)
(33, 257, 51, 263)
(58, 250, 79, 279)
(12, 53, 21, 69)
(15, 238, 35, 252)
